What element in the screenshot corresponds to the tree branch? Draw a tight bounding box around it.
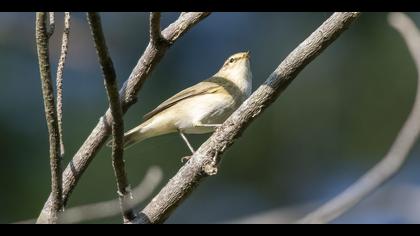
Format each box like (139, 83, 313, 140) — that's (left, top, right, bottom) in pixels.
(35, 12, 62, 224)
(87, 12, 133, 223)
(46, 12, 55, 38)
(56, 12, 70, 157)
(133, 12, 361, 224)
(37, 12, 211, 223)
(150, 12, 163, 45)
(297, 12, 420, 224)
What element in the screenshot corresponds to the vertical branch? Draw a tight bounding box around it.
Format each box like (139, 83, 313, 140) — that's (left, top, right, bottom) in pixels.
(47, 12, 55, 38)
(297, 12, 420, 224)
(87, 12, 134, 223)
(35, 12, 62, 223)
(56, 12, 71, 157)
(150, 12, 163, 45)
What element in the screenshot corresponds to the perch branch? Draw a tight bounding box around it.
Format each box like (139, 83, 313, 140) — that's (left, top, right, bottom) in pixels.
(132, 12, 361, 224)
(297, 12, 420, 224)
(35, 12, 62, 223)
(87, 12, 133, 222)
(37, 12, 211, 223)
(56, 12, 70, 157)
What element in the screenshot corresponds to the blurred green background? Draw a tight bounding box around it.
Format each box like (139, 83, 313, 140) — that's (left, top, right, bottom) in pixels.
(1, 12, 420, 224)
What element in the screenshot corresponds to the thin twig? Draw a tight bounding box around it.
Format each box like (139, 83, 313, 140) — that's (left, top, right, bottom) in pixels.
(35, 12, 62, 224)
(150, 12, 163, 45)
(297, 12, 420, 224)
(133, 12, 361, 224)
(87, 12, 133, 223)
(37, 12, 210, 224)
(56, 12, 70, 157)
(47, 12, 55, 38)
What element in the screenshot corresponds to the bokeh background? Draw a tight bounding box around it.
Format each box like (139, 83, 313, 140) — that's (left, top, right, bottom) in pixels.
(1, 12, 420, 224)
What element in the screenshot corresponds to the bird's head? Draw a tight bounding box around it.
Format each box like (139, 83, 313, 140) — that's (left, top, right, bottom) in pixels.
(216, 51, 251, 81)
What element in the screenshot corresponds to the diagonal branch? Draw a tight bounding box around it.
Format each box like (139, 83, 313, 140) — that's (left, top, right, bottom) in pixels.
(56, 12, 71, 157)
(133, 12, 361, 224)
(37, 12, 211, 224)
(35, 12, 62, 224)
(297, 12, 420, 224)
(87, 12, 133, 223)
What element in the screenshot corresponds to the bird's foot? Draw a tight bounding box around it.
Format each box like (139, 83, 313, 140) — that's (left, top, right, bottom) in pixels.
(181, 155, 192, 163)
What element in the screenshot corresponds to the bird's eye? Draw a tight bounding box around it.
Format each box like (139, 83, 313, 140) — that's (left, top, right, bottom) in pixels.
(229, 58, 235, 63)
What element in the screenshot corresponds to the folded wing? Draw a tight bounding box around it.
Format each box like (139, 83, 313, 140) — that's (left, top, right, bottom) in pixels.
(143, 80, 222, 121)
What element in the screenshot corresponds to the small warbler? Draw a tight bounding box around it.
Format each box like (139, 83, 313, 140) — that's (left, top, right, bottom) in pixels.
(109, 51, 252, 153)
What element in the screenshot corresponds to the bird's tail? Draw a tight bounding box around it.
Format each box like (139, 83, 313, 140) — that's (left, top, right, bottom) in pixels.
(106, 124, 148, 149)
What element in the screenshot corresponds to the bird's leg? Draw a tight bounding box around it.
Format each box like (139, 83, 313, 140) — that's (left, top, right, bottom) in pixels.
(178, 130, 195, 163)
(179, 131, 195, 153)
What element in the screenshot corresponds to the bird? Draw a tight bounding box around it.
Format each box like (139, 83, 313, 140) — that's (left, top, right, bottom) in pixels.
(109, 51, 252, 154)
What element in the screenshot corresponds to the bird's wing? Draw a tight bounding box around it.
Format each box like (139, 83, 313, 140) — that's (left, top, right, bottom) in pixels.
(143, 80, 222, 121)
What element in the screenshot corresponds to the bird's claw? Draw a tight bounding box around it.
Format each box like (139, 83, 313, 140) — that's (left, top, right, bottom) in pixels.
(181, 155, 192, 163)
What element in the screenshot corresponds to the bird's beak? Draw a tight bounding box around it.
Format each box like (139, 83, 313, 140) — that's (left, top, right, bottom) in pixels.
(245, 51, 251, 59)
